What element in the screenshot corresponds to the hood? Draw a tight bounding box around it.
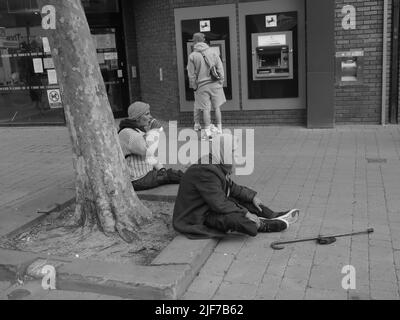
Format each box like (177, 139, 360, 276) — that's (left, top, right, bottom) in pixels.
(193, 42, 210, 52)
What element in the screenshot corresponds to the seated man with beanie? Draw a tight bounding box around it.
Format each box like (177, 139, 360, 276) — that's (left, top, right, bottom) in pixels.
(118, 101, 184, 191)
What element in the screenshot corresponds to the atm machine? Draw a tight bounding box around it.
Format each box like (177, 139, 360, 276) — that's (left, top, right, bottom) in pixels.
(251, 31, 293, 81)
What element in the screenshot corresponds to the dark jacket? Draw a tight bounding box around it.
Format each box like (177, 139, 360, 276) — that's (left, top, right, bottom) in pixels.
(173, 164, 257, 239)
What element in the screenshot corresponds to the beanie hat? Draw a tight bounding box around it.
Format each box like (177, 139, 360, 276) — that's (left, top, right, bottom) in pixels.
(127, 101, 150, 120)
(191, 32, 205, 43)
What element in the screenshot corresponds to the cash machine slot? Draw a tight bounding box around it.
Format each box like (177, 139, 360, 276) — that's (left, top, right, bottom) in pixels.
(252, 31, 293, 81)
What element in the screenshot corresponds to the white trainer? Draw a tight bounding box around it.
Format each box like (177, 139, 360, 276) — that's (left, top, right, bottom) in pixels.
(272, 209, 300, 226)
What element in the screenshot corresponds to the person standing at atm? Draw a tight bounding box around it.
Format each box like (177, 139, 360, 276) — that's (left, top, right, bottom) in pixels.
(187, 33, 226, 140)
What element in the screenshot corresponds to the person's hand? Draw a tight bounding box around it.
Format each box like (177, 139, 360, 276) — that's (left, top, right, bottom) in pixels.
(149, 118, 163, 130)
(245, 212, 260, 229)
(252, 196, 263, 212)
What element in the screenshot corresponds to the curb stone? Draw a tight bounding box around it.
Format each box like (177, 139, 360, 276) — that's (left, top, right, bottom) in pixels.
(0, 192, 218, 300)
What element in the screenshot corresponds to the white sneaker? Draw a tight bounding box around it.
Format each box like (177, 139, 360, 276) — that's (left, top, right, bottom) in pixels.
(272, 209, 300, 226)
(194, 124, 201, 132)
(210, 124, 219, 134)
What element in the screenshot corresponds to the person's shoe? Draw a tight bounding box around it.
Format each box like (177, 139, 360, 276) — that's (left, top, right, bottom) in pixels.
(166, 168, 184, 183)
(201, 131, 213, 141)
(258, 218, 288, 232)
(194, 124, 202, 132)
(272, 209, 300, 226)
(210, 124, 219, 134)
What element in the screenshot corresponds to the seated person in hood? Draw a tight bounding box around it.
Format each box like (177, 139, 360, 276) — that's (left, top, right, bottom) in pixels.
(173, 133, 300, 239)
(118, 101, 184, 191)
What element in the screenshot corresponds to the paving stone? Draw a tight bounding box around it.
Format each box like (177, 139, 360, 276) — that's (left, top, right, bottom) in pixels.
(182, 290, 212, 300)
(369, 263, 397, 283)
(275, 288, 305, 300)
(280, 277, 308, 292)
(308, 265, 346, 291)
(185, 275, 223, 297)
(347, 286, 371, 300)
(199, 252, 235, 277)
(213, 282, 257, 300)
(283, 264, 312, 280)
(370, 290, 399, 300)
(256, 275, 282, 299)
(370, 280, 399, 293)
(305, 287, 348, 300)
(224, 259, 267, 285)
(214, 237, 246, 256)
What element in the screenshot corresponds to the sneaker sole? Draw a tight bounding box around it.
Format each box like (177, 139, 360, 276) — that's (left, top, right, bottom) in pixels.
(273, 209, 299, 226)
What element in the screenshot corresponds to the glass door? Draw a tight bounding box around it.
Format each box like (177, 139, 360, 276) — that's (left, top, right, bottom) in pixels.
(90, 26, 128, 117)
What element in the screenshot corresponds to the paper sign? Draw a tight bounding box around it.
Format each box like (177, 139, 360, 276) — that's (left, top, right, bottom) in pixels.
(104, 52, 118, 60)
(265, 15, 278, 27)
(95, 34, 116, 49)
(47, 69, 58, 84)
(97, 53, 105, 64)
(47, 89, 62, 109)
(42, 37, 51, 53)
(33, 58, 43, 73)
(200, 20, 210, 32)
(258, 34, 286, 46)
(117, 70, 123, 78)
(43, 57, 54, 69)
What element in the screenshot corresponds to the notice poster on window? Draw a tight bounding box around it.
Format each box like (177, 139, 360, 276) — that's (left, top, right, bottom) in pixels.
(97, 53, 105, 64)
(47, 69, 58, 84)
(47, 89, 63, 109)
(95, 34, 116, 49)
(104, 52, 118, 60)
(43, 57, 54, 69)
(33, 58, 44, 73)
(42, 37, 51, 53)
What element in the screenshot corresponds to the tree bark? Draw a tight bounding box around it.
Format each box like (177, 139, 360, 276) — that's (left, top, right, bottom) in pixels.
(37, 0, 152, 243)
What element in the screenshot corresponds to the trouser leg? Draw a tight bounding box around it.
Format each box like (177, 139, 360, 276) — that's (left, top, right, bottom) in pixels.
(204, 212, 258, 237)
(194, 108, 202, 125)
(132, 170, 159, 191)
(154, 168, 184, 185)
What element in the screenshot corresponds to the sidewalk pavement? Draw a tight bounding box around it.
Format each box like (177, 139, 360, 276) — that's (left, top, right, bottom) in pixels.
(1, 125, 400, 300)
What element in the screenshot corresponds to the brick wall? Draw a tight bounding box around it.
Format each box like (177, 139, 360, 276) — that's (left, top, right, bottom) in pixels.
(334, 0, 391, 124)
(131, 0, 180, 121)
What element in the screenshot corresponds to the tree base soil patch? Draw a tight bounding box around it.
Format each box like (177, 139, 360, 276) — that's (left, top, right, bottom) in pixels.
(0, 201, 177, 266)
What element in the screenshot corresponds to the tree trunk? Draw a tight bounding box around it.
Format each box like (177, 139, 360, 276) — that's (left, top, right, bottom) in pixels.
(37, 0, 152, 243)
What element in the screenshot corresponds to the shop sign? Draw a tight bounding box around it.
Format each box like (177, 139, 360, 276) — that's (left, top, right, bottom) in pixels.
(342, 5, 356, 30)
(47, 89, 63, 109)
(0, 39, 19, 49)
(200, 20, 210, 32)
(265, 15, 277, 28)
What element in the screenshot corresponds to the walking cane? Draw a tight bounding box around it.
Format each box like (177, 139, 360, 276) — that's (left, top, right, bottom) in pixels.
(270, 228, 374, 250)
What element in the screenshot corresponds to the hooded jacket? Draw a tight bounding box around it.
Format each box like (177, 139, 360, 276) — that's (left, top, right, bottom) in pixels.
(172, 164, 257, 239)
(187, 42, 225, 90)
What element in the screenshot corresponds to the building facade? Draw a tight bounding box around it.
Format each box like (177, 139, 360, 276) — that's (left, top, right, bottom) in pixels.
(0, 0, 398, 127)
